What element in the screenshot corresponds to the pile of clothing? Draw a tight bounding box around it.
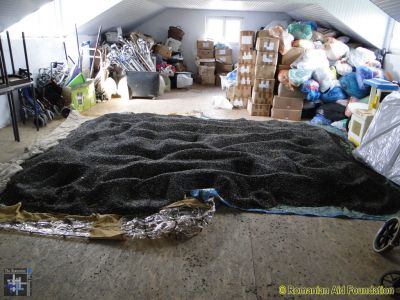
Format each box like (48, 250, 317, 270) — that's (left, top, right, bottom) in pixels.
(271, 20, 391, 132)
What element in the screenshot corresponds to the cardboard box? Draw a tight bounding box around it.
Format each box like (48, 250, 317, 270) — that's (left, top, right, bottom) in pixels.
(200, 74, 216, 85)
(234, 85, 252, 98)
(281, 47, 305, 65)
(240, 31, 255, 50)
(255, 65, 276, 79)
(154, 44, 172, 59)
(271, 108, 302, 121)
(215, 55, 232, 64)
(277, 83, 304, 98)
(197, 65, 215, 75)
(238, 50, 256, 64)
(256, 30, 271, 38)
(252, 79, 275, 104)
(197, 58, 216, 67)
(215, 48, 232, 56)
(247, 101, 271, 116)
(237, 74, 253, 86)
(197, 40, 214, 50)
(256, 51, 278, 66)
(231, 97, 249, 109)
(237, 63, 254, 83)
(216, 61, 233, 73)
(198, 49, 214, 59)
(256, 37, 279, 52)
(273, 96, 304, 110)
(277, 64, 291, 71)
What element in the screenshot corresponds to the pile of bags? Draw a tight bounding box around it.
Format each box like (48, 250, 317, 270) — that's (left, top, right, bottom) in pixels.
(271, 20, 390, 131)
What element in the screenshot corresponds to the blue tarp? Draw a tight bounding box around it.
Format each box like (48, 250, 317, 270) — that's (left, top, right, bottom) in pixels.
(191, 188, 395, 221)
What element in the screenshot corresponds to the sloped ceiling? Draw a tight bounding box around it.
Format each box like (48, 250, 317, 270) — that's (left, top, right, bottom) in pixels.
(370, 0, 400, 22)
(0, 0, 52, 32)
(78, 0, 388, 48)
(0, 0, 391, 49)
(78, 0, 164, 34)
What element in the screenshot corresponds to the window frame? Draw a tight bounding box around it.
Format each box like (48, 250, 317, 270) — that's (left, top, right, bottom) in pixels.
(205, 16, 243, 44)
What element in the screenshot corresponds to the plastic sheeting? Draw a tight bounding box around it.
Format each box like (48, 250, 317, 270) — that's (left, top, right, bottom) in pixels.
(354, 92, 400, 185)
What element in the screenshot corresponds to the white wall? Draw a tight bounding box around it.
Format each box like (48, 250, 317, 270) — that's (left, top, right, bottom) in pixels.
(0, 34, 94, 128)
(134, 8, 291, 72)
(384, 54, 400, 82)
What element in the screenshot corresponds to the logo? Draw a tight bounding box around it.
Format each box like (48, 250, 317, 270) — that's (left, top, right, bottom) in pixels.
(4, 268, 32, 296)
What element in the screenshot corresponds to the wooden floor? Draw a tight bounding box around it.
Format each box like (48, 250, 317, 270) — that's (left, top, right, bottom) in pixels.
(0, 86, 398, 299)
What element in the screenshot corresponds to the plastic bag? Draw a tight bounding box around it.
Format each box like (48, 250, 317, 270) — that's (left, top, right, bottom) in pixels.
(310, 113, 332, 125)
(356, 66, 386, 89)
(316, 27, 338, 38)
(313, 67, 333, 93)
(288, 22, 313, 40)
(313, 41, 324, 49)
(317, 103, 346, 122)
(354, 91, 400, 185)
(321, 86, 347, 102)
(335, 61, 353, 76)
(347, 47, 376, 68)
(339, 72, 370, 99)
(288, 69, 313, 87)
(293, 39, 315, 50)
(331, 119, 348, 131)
(291, 49, 329, 71)
(226, 69, 237, 81)
(213, 96, 233, 109)
(278, 69, 293, 90)
(324, 37, 349, 61)
(312, 31, 324, 42)
(300, 79, 321, 102)
(336, 36, 350, 44)
(267, 26, 294, 55)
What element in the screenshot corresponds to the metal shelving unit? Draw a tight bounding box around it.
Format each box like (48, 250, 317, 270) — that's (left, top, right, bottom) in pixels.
(0, 31, 37, 142)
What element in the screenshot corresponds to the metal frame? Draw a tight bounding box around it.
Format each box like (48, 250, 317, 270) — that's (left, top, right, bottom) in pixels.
(0, 31, 37, 142)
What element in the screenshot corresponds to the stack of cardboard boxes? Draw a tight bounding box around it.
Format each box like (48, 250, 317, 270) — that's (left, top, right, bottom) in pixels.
(196, 40, 215, 85)
(215, 47, 233, 86)
(270, 46, 305, 121)
(232, 31, 255, 108)
(247, 32, 279, 116)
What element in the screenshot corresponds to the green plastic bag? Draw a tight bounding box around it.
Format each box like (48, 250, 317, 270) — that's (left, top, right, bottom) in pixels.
(288, 23, 313, 40)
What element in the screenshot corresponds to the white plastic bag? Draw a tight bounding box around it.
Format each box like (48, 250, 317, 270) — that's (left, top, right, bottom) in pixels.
(291, 49, 329, 71)
(312, 67, 333, 92)
(213, 96, 233, 110)
(324, 38, 349, 61)
(335, 61, 353, 76)
(354, 92, 400, 185)
(165, 38, 182, 52)
(177, 73, 193, 88)
(347, 47, 376, 68)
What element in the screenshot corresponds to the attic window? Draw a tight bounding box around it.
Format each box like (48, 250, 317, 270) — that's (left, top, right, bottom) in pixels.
(390, 21, 400, 52)
(205, 17, 242, 44)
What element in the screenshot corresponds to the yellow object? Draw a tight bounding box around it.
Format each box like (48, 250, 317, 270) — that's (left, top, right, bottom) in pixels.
(348, 109, 375, 146)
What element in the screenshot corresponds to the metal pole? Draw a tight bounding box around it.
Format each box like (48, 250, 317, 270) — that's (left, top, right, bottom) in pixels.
(90, 25, 102, 78)
(75, 24, 81, 69)
(21, 32, 39, 131)
(63, 41, 68, 62)
(0, 37, 10, 85)
(6, 31, 15, 75)
(7, 92, 20, 141)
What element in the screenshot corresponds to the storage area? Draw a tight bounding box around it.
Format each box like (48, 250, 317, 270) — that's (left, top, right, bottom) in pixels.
(1, 0, 400, 299)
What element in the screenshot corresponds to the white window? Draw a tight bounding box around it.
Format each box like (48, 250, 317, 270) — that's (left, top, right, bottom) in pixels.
(205, 17, 242, 44)
(390, 21, 400, 53)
